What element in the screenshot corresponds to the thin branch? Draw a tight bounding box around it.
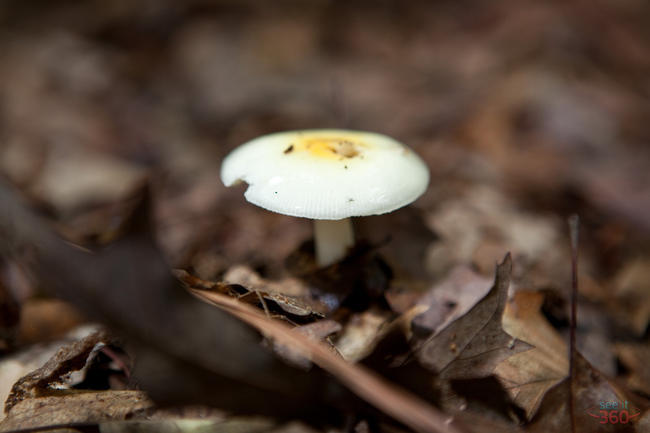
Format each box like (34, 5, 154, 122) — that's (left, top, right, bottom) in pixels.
(192, 288, 467, 433)
(568, 214, 579, 433)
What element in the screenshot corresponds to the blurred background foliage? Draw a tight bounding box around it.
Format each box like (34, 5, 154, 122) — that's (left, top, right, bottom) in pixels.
(0, 0, 649, 355)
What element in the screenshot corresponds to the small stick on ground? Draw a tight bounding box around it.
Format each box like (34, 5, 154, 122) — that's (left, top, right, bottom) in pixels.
(568, 214, 579, 433)
(255, 290, 272, 319)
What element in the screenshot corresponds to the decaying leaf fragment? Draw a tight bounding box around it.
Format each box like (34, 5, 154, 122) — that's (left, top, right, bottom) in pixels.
(223, 265, 331, 317)
(495, 290, 568, 418)
(416, 254, 532, 380)
(334, 308, 393, 362)
(0, 390, 153, 432)
(176, 266, 330, 319)
(4, 329, 110, 413)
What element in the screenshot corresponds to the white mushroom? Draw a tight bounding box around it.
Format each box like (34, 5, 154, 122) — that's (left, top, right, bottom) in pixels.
(220, 129, 429, 267)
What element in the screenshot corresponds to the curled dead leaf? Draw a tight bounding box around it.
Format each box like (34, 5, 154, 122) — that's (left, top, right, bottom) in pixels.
(414, 254, 532, 418)
(5, 329, 111, 413)
(416, 254, 532, 379)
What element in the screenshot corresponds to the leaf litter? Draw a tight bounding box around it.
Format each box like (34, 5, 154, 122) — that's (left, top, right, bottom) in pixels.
(0, 1, 650, 432)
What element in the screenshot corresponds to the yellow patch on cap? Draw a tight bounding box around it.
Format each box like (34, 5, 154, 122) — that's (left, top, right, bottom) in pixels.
(288, 134, 368, 160)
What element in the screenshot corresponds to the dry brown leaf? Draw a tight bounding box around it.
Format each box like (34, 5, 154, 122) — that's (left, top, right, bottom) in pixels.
(412, 266, 493, 335)
(0, 335, 90, 423)
(413, 255, 532, 419)
(334, 308, 393, 362)
(334, 303, 429, 364)
(173, 268, 232, 295)
(416, 254, 532, 380)
(0, 390, 153, 432)
(5, 329, 110, 413)
(526, 352, 646, 433)
(191, 288, 468, 433)
(223, 265, 330, 317)
(495, 290, 568, 418)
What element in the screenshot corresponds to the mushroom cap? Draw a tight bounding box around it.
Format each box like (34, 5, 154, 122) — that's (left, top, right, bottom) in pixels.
(221, 129, 430, 220)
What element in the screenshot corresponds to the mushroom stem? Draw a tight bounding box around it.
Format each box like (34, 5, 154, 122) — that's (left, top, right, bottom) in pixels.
(314, 218, 354, 267)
